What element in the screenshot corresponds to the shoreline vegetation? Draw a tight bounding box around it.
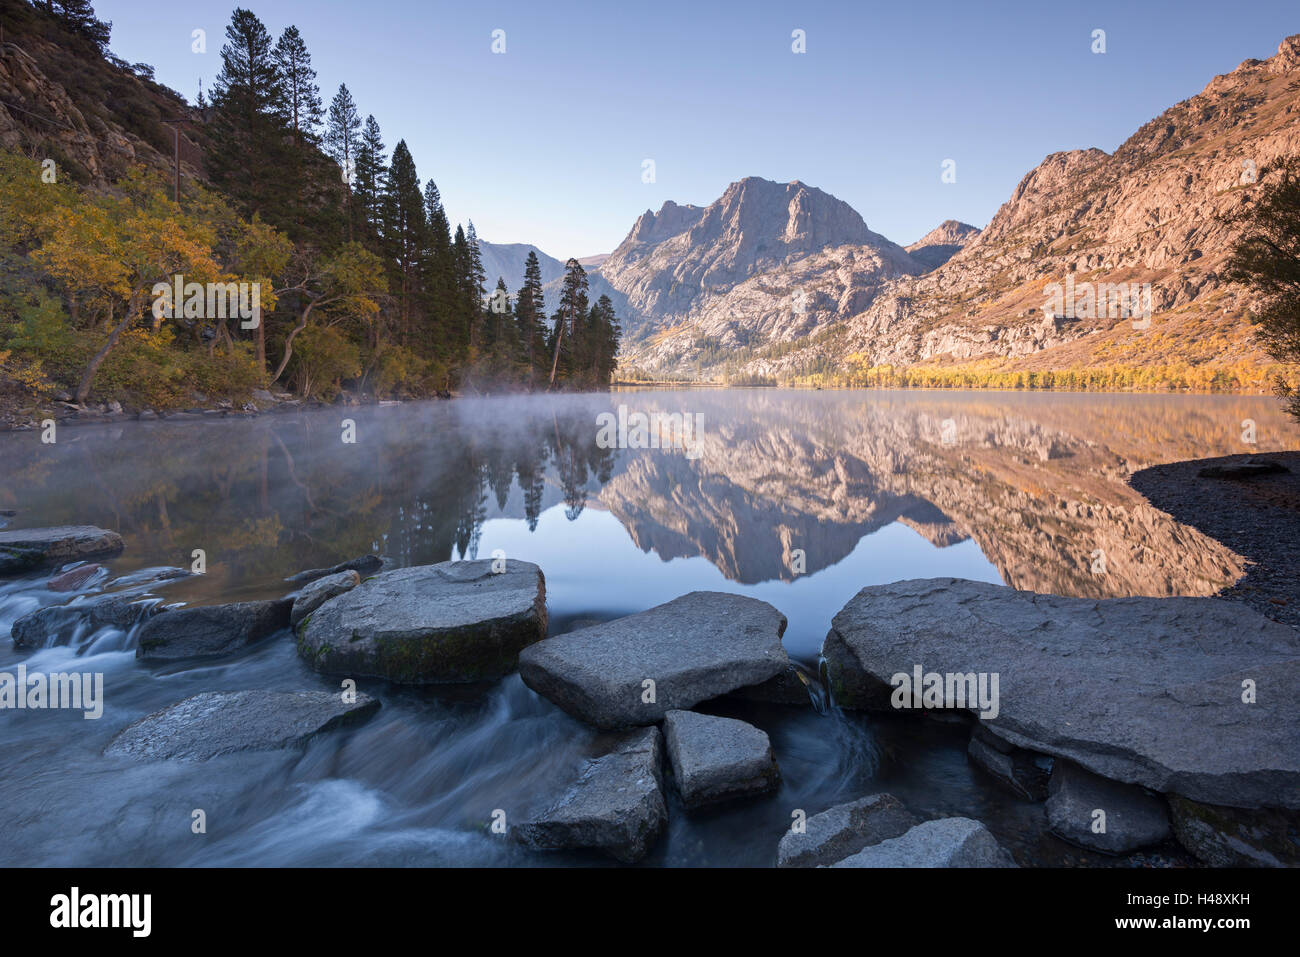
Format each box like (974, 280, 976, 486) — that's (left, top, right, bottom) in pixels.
(1, 376, 1291, 431)
(0, 4, 619, 418)
(3, 5, 1298, 419)
(617, 368, 1289, 395)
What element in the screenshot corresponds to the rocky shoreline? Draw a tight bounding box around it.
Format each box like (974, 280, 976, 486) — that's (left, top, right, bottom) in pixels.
(4, 501, 1298, 867)
(0, 388, 452, 432)
(1130, 451, 1300, 629)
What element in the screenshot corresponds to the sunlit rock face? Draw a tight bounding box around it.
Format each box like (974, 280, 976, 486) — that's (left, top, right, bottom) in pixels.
(618, 37, 1300, 380)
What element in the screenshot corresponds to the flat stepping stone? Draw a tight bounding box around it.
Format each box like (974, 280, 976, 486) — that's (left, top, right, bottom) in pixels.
(662, 709, 780, 809)
(515, 727, 666, 863)
(777, 793, 919, 867)
(519, 592, 788, 729)
(104, 690, 380, 761)
(0, 526, 124, 575)
(297, 560, 547, 683)
(830, 818, 1017, 867)
(823, 578, 1300, 810)
(137, 599, 292, 660)
(1046, 760, 1171, 854)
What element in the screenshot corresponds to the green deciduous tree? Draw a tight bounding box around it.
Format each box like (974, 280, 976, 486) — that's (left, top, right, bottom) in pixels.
(1225, 157, 1300, 420)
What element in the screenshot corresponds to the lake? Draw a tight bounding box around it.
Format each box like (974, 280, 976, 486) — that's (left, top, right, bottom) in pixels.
(1, 389, 1295, 866)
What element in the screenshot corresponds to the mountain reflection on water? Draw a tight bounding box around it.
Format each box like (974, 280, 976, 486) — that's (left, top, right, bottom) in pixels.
(2, 390, 1292, 658)
(1, 389, 1296, 868)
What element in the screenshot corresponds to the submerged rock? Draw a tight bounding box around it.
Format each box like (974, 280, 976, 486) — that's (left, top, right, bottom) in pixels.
(777, 793, 919, 868)
(136, 599, 292, 660)
(515, 726, 666, 863)
(822, 578, 1300, 809)
(1168, 795, 1300, 867)
(518, 592, 789, 729)
(1045, 760, 1171, 854)
(12, 595, 162, 649)
(662, 710, 780, 809)
(285, 554, 387, 585)
(47, 562, 105, 592)
(0, 525, 124, 575)
(726, 664, 818, 707)
(967, 726, 1051, 801)
(297, 560, 547, 683)
(829, 817, 1017, 868)
(290, 569, 360, 628)
(104, 690, 379, 761)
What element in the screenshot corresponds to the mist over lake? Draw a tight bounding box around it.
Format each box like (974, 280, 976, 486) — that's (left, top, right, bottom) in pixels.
(1, 389, 1293, 867)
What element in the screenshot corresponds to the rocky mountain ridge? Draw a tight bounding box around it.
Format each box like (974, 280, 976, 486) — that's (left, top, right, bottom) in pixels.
(615, 35, 1300, 383)
(599, 176, 919, 344)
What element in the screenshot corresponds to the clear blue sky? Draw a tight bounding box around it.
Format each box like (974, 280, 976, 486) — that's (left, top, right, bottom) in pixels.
(97, 0, 1299, 259)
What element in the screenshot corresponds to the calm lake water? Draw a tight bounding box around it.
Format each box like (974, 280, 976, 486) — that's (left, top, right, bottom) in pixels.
(1, 389, 1296, 866)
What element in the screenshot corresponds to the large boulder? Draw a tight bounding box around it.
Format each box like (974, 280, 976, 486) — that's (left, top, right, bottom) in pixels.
(0, 526, 124, 575)
(515, 727, 666, 863)
(136, 599, 292, 660)
(822, 578, 1300, 809)
(662, 710, 780, 809)
(12, 594, 162, 649)
(297, 560, 547, 683)
(1168, 795, 1300, 867)
(104, 690, 379, 761)
(518, 592, 789, 729)
(829, 817, 1017, 868)
(290, 570, 360, 628)
(1045, 760, 1171, 854)
(777, 793, 919, 867)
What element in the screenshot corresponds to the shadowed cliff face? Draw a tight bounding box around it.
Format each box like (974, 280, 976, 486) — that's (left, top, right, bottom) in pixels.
(594, 390, 1298, 595)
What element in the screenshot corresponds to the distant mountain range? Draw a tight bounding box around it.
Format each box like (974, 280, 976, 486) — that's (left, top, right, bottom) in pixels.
(497, 34, 1300, 383)
(476, 239, 632, 324)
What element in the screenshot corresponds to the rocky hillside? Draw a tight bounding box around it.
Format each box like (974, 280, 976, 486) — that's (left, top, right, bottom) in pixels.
(622, 35, 1300, 384)
(601, 177, 918, 344)
(0, 0, 203, 186)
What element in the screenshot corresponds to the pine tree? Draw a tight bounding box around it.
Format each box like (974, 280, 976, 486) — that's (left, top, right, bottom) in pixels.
(548, 258, 589, 388)
(51, 0, 111, 50)
(464, 221, 487, 358)
(422, 178, 459, 366)
(487, 276, 519, 382)
(452, 225, 482, 371)
(515, 250, 547, 388)
(380, 140, 426, 345)
(324, 84, 362, 239)
(354, 115, 388, 232)
(272, 26, 323, 146)
(209, 8, 289, 221)
(588, 293, 621, 387)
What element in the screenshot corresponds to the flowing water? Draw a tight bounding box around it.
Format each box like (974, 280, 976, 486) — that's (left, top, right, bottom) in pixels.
(1, 389, 1296, 866)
